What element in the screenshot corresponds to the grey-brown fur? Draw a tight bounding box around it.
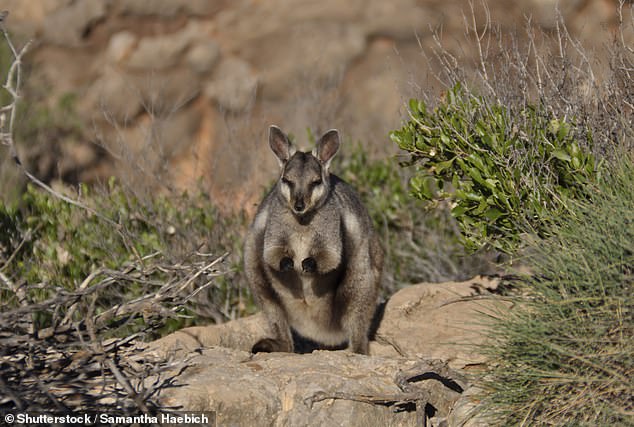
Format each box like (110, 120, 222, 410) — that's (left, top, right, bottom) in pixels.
(243, 125, 383, 354)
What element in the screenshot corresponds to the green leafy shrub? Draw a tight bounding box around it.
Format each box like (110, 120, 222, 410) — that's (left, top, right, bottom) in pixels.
(334, 142, 496, 292)
(390, 84, 598, 253)
(480, 156, 634, 425)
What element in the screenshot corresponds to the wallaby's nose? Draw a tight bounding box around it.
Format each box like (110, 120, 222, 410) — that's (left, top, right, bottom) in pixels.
(294, 199, 305, 212)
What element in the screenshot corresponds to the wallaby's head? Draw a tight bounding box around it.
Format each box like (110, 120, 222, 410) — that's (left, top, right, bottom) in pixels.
(268, 125, 340, 218)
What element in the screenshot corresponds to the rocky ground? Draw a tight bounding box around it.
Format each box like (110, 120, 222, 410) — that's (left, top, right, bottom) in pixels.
(145, 276, 510, 426)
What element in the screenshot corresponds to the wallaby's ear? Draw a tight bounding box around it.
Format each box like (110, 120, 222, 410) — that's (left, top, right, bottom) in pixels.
(315, 129, 340, 170)
(269, 125, 295, 167)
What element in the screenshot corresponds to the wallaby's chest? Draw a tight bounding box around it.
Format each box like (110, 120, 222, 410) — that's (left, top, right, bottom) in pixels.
(284, 227, 319, 262)
(263, 210, 343, 274)
(261, 210, 343, 321)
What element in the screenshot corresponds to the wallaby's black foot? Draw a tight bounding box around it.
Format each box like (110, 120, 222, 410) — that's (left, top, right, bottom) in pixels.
(301, 257, 317, 273)
(252, 338, 291, 353)
(280, 257, 294, 272)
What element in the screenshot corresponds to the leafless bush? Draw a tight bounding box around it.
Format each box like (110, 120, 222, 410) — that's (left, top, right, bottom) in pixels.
(0, 251, 224, 415)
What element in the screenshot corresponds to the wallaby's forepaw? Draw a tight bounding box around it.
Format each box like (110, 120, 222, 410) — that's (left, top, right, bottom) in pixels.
(301, 257, 317, 273)
(252, 338, 292, 353)
(279, 257, 294, 272)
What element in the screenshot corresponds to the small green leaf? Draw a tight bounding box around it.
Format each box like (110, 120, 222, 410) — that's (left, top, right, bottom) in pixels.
(553, 149, 571, 162)
(418, 100, 427, 114)
(451, 172, 460, 189)
(484, 178, 498, 190)
(410, 175, 434, 200)
(475, 121, 486, 137)
(473, 199, 489, 215)
(484, 208, 505, 221)
(465, 192, 484, 202)
(468, 167, 486, 186)
(408, 98, 419, 113)
(451, 204, 469, 217)
(432, 158, 455, 174)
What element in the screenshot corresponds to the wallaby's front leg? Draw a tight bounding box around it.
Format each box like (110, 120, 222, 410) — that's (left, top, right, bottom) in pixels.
(337, 240, 382, 355)
(263, 243, 296, 273)
(301, 257, 317, 273)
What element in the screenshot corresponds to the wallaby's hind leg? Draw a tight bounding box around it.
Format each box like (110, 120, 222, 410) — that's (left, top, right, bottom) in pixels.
(335, 272, 379, 354)
(347, 318, 371, 354)
(244, 220, 294, 353)
(344, 291, 377, 354)
(252, 302, 293, 353)
(338, 236, 383, 354)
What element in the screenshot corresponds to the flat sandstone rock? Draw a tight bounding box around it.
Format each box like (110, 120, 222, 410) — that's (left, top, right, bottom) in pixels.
(147, 277, 508, 426)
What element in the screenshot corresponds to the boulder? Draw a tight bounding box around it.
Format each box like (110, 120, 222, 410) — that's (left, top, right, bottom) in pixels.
(119, 0, 223, 17)
(371, 277, 509, 368)
(155, 348, 465, 427)
(0, 0, 68, 37)
(186, 41, 221, 74)
(86, 67, 143, 122)
(238, 21, 367, 100)
(204, 58, 258, 112)
(360, 0, 430, 39)
(42, 0, 108, 46)
(147, 277, 508, 426)
(126, 21, 209, 70)
(106, 31, 137, 64)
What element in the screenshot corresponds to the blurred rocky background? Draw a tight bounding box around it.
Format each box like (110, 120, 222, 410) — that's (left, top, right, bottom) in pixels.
(0, 0, 628, 211)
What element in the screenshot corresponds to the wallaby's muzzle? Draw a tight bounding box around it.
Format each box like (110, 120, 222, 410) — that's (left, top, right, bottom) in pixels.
(293, 199, 306, 213)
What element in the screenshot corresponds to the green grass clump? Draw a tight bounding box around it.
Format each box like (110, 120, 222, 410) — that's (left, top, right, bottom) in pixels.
(391, 83, 598, 254)
(480, 156, 634, 426)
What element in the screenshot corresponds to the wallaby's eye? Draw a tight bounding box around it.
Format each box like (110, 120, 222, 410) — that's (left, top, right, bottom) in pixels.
(281, 177, 293, 187)
(309, 179, 322, 188)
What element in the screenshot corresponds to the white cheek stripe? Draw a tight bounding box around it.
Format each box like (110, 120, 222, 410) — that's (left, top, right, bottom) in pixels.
(309, 184, 326, 208)
(280, 182, 292, 205)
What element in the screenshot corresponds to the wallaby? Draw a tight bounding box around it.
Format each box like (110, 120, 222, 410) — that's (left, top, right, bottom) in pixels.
(243, 125, 383, 355)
